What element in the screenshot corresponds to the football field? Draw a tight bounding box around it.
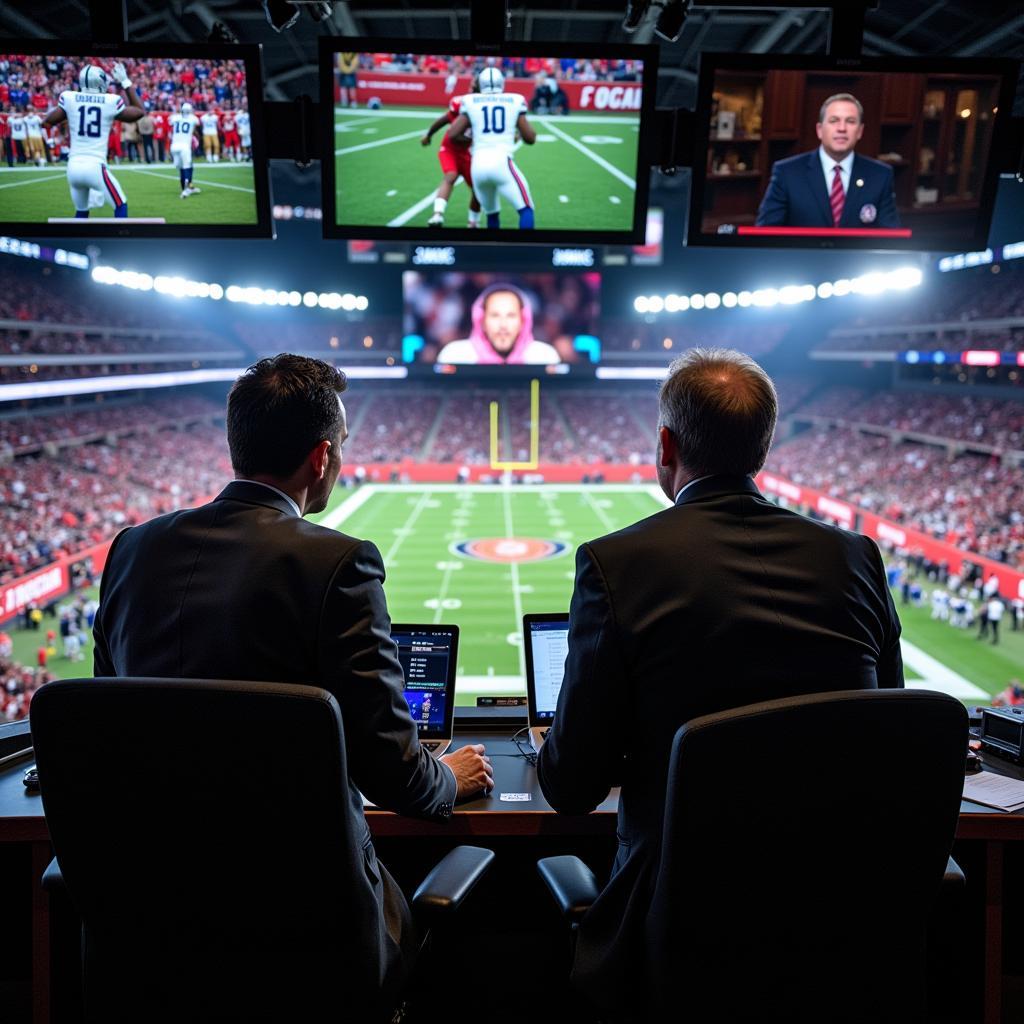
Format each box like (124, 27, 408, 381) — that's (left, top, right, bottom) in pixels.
(9, 484, 1021, 709)
(334, 105, 640, 230)
(0, 161, 258, 224)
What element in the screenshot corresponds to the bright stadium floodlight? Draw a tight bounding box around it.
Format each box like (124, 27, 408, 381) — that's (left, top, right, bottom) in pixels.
(303, 291, 318, 308)
(722, 292, 738, 308)
(289, 291, 302, 306)
(737, 291, 752, 307)
(779, 285, 805, 305)
(341, 293, 357, 311)
(817, 282, 834, 299)
(355, 295, 369, 311)
(704, 292, 721, 309)
(832, 279, 851, 297)
(209, 284, 224, 300)
(665, 293, 681, 312)
(888, 266, 923, 290)
(634, 296, 650, 314)
(689, 293, 705, 310)
(648, 295, 665, 314)
(226, 285, 244, 303)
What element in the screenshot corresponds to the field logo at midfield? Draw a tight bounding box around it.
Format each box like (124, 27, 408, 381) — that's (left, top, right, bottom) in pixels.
(453, 538, 568, 563)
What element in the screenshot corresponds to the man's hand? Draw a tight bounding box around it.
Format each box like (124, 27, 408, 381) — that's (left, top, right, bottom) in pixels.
(111, 63, 132, 89)
(420, 133, 432, 146)
(440, 743, 493, 799)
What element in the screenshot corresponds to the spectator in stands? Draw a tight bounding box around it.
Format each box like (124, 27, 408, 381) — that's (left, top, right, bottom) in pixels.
(537, 348, 903, 1016)
(92, 354, 493, 1010)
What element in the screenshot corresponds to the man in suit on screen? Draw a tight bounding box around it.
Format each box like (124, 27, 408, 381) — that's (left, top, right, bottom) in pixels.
(93, 354, 492, 1004)
(755, 92, 900, 229)
(537, 348, 904, 1015)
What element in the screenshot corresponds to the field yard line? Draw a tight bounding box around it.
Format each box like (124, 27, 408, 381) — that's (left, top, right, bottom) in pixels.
(121, 167, 255, 193)
(334, 130, 424, 156)
(383, 488, 434, 562)
(0, 173, 65, 191)
(583, 490, 617, 532)
(335, 117, 378, 130)
(502, 488, 527, 677)
(320, 484, 378, 529)
(433, 537, 460, 624)
(535, 117, 635, 189)
(900, 638, 987, 699)
(388, 191, 437, 228)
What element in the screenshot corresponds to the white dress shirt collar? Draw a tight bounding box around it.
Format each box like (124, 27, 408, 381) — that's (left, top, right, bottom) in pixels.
(235, 479, 301, 517)
(674, 475, 711, 504)
(819, 145, 855, 196)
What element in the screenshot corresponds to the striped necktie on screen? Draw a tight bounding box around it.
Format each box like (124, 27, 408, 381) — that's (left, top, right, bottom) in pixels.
(830, 164, 845, 227)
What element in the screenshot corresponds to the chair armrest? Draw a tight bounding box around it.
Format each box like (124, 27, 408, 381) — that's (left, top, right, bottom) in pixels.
(537, 855, 599, 923)
(41, 857, 64, 892)
(411, 845, 495, 917)
(943, 855, 965, 887)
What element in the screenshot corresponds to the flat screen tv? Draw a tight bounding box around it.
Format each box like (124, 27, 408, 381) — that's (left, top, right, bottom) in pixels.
(688, 53, 1017, 251)
(320, 38, 657, 245)
(0, 41, 272, 238)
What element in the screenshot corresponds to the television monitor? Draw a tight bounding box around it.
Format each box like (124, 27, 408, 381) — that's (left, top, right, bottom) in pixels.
(402, 270, 601, 369)
(320, 38, 657, 244)
(688, 54, 1017, 251)
(0, 42, 272, 238)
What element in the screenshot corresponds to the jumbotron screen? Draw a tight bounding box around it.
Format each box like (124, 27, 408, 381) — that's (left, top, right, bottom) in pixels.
(402, 270, 601, 368)
(689, 54, 1016, 251)
(320, 39, 657, 244)
(0, 43, 271, 237)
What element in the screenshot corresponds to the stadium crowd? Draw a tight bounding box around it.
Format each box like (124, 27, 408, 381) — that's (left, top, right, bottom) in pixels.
(357, 53, 642, 83)
(766, 427, 1024, 568)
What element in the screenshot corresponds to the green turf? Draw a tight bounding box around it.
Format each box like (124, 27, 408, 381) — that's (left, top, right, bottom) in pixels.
(334, 104, 640, 230)
(0, 160, 258, 224)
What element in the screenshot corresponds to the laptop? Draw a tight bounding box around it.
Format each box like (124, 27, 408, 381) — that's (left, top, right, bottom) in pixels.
(391, 623, 459, 757)
(523, 613, 570, 753)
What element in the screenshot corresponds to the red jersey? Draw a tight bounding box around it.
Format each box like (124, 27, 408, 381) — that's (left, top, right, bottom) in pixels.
(152, 112, 168, 140)
(221, 112, 236, 132)
(442, 95, 471, 147)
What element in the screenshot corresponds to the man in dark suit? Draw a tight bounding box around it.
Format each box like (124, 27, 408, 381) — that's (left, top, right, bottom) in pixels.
(93, 354, 492, 996)
(537, 348, 903, 1014)
(756, 92, 900, 229)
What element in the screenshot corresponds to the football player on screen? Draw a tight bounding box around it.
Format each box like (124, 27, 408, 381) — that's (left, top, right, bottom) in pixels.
(43, 63, 145, 219)
(169, 101, 202, 198)
(420, 76, 482, 229)
(446, 67, 536, 230)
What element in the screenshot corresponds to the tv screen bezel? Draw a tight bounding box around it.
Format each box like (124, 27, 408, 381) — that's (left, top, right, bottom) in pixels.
(686, 52, 1019, 253)
(0, 39, 274, 239)
(319, 36, 658, 245)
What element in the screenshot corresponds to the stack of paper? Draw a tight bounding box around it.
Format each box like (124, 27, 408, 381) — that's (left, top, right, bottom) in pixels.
(962, 771, 1024, 813)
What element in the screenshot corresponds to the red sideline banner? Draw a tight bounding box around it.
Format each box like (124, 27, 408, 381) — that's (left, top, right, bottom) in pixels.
(0, 539, 114, 626)
(347, 73, 643, 113)
(757, 472, 1024, 601)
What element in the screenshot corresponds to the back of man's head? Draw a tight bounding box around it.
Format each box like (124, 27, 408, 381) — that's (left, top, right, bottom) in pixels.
(227, 354, 347, 479)
(658, 348, 777, 478)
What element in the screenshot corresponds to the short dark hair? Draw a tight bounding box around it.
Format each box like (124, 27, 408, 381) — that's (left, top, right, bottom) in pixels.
(658, 348, 777, 478)
(227, 354, 347, 478)
(819, 92, 863, 123)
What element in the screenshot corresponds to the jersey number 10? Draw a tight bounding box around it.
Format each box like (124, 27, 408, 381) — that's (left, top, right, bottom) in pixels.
(77, 106, 102, 138)
(480, 105, 506, 135)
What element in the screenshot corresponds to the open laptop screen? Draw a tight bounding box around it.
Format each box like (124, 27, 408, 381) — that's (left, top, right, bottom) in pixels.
(391, 625, 458, 740)
(525, 616, 569, 724)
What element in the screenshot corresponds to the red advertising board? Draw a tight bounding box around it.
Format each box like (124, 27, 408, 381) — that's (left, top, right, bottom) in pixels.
(757, 472, 1024, 600)
(349, 73, 643, 113)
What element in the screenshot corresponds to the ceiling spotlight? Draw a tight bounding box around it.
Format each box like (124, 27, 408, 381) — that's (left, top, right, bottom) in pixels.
(262, 0, 300, 33)
(655, 0, 690, 43)
(622, 0, 652, 33)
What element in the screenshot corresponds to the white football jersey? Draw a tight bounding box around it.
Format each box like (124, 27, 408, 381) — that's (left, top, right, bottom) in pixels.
(200, 112, 219, 135)
(169, 113, 200, 151)
(24, 113, 43, 138)
(58, 91, 125, 161)
(236, 112, 250, 136)
(460, 92, 527, 154)
(9, 116, 27, 140)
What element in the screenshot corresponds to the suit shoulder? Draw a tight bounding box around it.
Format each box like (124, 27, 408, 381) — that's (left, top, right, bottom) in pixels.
(772, 150, 816, 173)
(855, 153, 895, 177)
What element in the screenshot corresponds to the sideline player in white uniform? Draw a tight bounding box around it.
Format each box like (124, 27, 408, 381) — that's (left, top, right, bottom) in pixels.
(169, 102, 202, 198)
(200, 110, 220, 162)
(43, 63, 144, 219)
(23, 112, 46, 165)
(235, 106, 251, 160)
(447, 67, 536, 229)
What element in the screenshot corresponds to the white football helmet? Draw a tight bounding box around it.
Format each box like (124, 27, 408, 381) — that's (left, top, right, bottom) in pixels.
(181, 102, 193, 115)
(79, 65, 109, 93)
(478, 67, 505, 94)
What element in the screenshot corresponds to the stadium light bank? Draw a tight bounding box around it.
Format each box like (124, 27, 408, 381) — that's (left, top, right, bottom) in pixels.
(90, 265, 369, 312)
(632, 267, 923, 315)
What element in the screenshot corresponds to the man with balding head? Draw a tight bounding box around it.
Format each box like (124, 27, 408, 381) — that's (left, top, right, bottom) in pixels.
(756, 92, 900, 229)
(538, 348, 903, 1011)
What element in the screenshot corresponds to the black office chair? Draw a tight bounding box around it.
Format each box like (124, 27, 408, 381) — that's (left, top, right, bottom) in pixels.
(538, 689, 968, 1023)
(31, 677, 494, 1024)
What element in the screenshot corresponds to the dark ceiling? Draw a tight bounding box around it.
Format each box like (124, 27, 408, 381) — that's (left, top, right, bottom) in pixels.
(2, 1, 1023, 112)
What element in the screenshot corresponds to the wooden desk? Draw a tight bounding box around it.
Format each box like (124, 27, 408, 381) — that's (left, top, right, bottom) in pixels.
(1, 729, 1021, 1024)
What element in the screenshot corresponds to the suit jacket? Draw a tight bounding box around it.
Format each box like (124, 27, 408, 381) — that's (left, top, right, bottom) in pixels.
(756, 150, 900, 229)
(537, 475, 903, 1011)
(93, 481, 456, 994)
